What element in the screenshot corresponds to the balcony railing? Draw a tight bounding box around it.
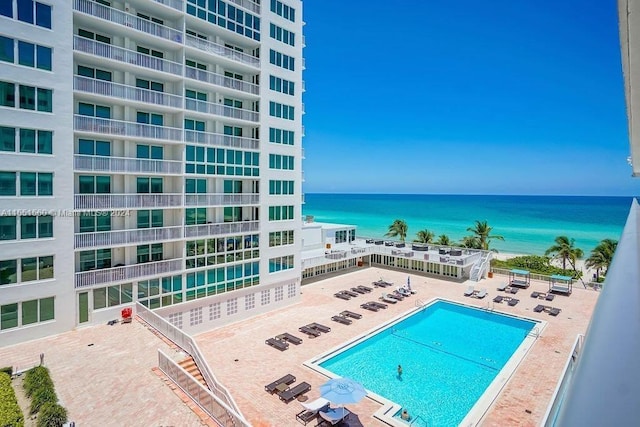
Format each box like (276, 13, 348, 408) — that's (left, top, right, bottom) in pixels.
(184, 130, 259, 150)
(75, 226, 183, 249)
(75, 258, 183, 288)
(74, 155, 183, 175)
(184, 98, 259, 122)
(75, 193, 183, 210)
(73, 36, 183, 76)
(184, 220, 259, 238)
(74, 76, 184, 109)
(74, 115, 183, 142)
(153, 0, 183, 11)
(73, 0, 183, 44)
(184, 35, 259, 68)
(184, 67, 259, 95)
(184, 193, 259, 206)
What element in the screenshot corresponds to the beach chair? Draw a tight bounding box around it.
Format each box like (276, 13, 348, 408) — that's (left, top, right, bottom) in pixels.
(497, 283, 509, 291)
(464, 286, 475, 296)
(279, 381, 312, 402)
(334, 292, 351, 301)
(507, 298, 520, 306)
(298, 325, 321, 338)
(351, 287, 367, 294)
(276, 333, 303, 345)
(360, 303, 379, 312)
(380, 294, 398, 304)
(309, 322, 331, 333)
(531, 291, 541, 298)
(545, 293, 555, 301)
(548, 307, 561, 316)
(265, 337, 289, 351)
(493, 295, 504, 303)
(397, 287, 411, 297)
(342, 289, 359, 297)
(533, 304, 545, 313)
(318, 407, 351, 425)
(296, 398, 330, 425)
(372, 280, 388, 287)
(331, 315, 352, 325)
(389, 291, 404, 301)
(340, 310, 362, 319)
(357, 285, 373, 292)
(370, 301, 388, 309)
(476, 288, 487, 299)
(265, 373, 296, 394)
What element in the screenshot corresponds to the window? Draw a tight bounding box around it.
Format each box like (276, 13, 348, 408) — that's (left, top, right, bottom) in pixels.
(34, 1, 51, 28)
(79, 249, 111, 271)
(0, 171, 16, 195)
(185, 208, 207, 225)
(79, 212, 111, 233)
(93, 283, 132, 309)
(78, 65, 112, 81)
(184, 118, 205, 132)
(136, 177, 163, 193)
(1, 297, 54, 330)
(185, 178, 206, 193)
(0, 1, 12, 18)
(0, 303, 18, 330)
(269, 230, 294, 247)
(269, 75, 295, 96)
(271, 0, 295, 22)
(137, 45, 163, 58)
(0, 259, 17, 285)
(269, 101, 295, 120)
(185, 59, 207, 70)
(185, 89, 207, 101)
(186, 0, 261, 41)
(269, 23, 295, 46)
(0, 36, 13, 63)
(0, 81, 15, 107)
(20, 215, 52, 239)
(0, 216, 16, 240)
(136, 144, 163, 159)
(78, 28, 110, 44)
(16, 255, 53, 281)
(269, 180, 294, 195)
(136, 78, 164, 92)
(19, 172, 52, 196)
(78, 139, 110, 156)
(137, 12, 163, 25)
(137, 210, 163, 228)
(13, 40, 52, 70)
(269, 127, 294, 145)
(137, 111, 163, 126)
(78, 175, 111, 194)
(269, 154, 294, 170)
(269, 49, 295, 71)
(268, 205, 295, 221)
(269, 255, 294, 273)
(137, 243, 163, 263)
(0, 127, 51, 154)
(79, 102, 111, 118)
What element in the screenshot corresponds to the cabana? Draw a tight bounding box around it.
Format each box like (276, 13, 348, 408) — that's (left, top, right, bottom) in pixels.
(549, 274, 573, 295)
(509, 269, 531, 288)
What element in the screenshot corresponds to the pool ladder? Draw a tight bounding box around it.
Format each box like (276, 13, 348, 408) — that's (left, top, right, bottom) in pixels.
(527, 326, 541, 338)
(409, 414, 427, 426)
(415, 298, 426, 307)
(485, 301, 495, 312)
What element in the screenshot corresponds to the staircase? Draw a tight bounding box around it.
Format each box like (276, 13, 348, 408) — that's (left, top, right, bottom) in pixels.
(470, 252, 492, 282)
(178, 356, 208, 388)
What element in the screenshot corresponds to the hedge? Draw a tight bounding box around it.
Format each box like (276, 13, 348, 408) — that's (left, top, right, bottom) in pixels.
(37, 403, 67, 427)
(0, 367, 12, 377)
(491, 255, 582, 278)
(23, 366, 53, 399)
(0, 372, 24, 427)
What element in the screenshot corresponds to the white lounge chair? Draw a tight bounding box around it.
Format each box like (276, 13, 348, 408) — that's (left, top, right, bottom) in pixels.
(497, 283, 509, 291)
(319, 407, 351, 425)
(380, 293, 398, 304)
(397, 287, 411, 297)
(464, 286, 475, 296)
(475, 288, 487, 299)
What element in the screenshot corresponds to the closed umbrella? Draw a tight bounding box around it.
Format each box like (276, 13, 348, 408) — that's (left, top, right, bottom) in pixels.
(319, 377, 367, 423)
(407, 276, 411, 291)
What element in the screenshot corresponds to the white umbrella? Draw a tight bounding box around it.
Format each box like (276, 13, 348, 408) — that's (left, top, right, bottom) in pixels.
(319, 377, 366, 422)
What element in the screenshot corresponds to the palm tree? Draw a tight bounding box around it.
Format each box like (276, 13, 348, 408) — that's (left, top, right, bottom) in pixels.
(467, 220, 504, 250)
(459, 235, 480, 249)
(585, 239, 618, 280)
(436, 234, 452, 245)
(385, 219, 408, 242)
(545, 236, 584, 271)
(414, 229, 434, 243)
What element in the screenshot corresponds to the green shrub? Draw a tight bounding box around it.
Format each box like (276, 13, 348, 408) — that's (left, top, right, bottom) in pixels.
(36, 403, 67, 427)
(23, 366, 53, 398)
(30, 386, 57, 415)
(491, 255, 582, 278)
(0, 367, 12, 377)
(0, 372, 24, 427)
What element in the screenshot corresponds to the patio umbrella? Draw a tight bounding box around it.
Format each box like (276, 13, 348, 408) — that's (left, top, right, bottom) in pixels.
(407, 276, 411, 291)
(319, 377, 367, 421)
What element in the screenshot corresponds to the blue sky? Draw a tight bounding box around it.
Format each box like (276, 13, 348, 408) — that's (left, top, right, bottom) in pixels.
(300, 0, 637, 195)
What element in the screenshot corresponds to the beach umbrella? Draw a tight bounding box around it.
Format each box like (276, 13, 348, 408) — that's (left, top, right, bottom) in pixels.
(407, 276, 411, 290)
(319, 377, 367, 420)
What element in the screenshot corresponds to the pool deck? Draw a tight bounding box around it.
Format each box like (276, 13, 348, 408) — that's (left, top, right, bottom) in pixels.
(0, 267, 599, 426)
(196, 267, 598, 427)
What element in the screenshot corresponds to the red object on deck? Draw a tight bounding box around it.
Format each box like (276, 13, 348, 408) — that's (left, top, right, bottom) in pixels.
(121, 307, 132, 319)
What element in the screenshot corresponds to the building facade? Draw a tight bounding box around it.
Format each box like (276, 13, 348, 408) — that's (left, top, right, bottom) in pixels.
(0, 0, 304, 346)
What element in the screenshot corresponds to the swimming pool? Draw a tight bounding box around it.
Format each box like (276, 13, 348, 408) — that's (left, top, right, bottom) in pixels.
(311, 300, 539, 426)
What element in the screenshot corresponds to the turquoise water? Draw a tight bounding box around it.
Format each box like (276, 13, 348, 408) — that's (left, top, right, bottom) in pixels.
(303, 194, 632, 255)
(318, 301, 537, 426)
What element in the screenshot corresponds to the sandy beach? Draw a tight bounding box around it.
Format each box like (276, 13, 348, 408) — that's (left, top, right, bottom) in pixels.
(493, 252, 596, 283)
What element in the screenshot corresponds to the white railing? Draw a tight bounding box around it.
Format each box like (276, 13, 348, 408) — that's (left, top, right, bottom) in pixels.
(184, 35, 259, 68)
(184, 98, 259, 122)
(75, 193, 183, 209)
(153, 0, 183, 11)
(227, 0, 260, 14)
(184, 67, 259, 95)
(74, 76, 183, 109)
(75, 258, 182, 288)
(73, 0, 183, 43)
(183, 129, 259, 150)
(74, 226, 183, 249)
(73, 36, 183, 76)
(184, 221, 259, 238)
(136, 303, 248, 424)
(74, 115, 183, 142)
(74, 154, 183, 175)
(302, 246, 377, 270)
(184, 193, 259, 206)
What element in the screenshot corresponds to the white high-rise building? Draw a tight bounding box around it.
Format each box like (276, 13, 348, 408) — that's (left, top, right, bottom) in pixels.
(0, 0, 304, 346)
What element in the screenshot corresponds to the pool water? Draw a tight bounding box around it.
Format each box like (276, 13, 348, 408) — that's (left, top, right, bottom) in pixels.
(318, 300, 537, 426)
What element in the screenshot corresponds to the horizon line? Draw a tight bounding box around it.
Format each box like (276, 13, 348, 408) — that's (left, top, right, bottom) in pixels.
(303, 192, 639, 198)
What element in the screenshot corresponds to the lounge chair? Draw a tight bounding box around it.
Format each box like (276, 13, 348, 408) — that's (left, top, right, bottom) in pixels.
(340, 310, 362, 319)
(534, 304, 545, 313)
(507, 298, 520, 306)
(265, 373, 296, 394)
(309, 322, 331, 333)
(331, 315, 352, 325)
(265, 337, 289, 351)
(380, 294, 398, 304)
(372, 280, 389, 287)
(357, 285, 373, 292)
(493, 295, 504, 303)
(508, 287, 519, 294)
(360, 303, 379, 312)
(298, 325, 321, 338)
(464, 286, 475, 296)
(351, 287, 367, 294)
(497, 283, 509, 291)
(531, 291, 541, 298)
(279, 381, 312, 402)
(548, 307, 561, 316)
(397, 287, 411, 297)
(370, 301, 388, 309)
(342, 290, 359, 297)
(545, 293, 555, 301)
(276, 333, 303, 345)
(334, 292, 351, 301)
(318, 407, 351, 425)
(296, 398, 330, 425)
(389, 291, 404, 301)
(475, 288, 487, 299)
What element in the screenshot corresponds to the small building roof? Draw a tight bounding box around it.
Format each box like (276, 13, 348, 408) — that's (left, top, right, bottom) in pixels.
(510, 269, 530, 275)
(550, 274, 573, 281)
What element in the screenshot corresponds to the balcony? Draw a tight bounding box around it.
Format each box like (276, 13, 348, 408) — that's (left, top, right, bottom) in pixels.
(73, 36, 183, 76)
(75, 193, 183, 210)
(184, 98, 259, 123)
(75, 226, 183, 249)
(74, 115, 183, 143)
(184, 220, 259, 238)
(74, 76, 184, 109)
(184, 130, 259, 150)
(73, 0, 183, 44)
(74, 258, 183, 288)
(153, 0, 183, 11)
(184, 193, 259, 206)
(184, 35, 260, 69)
(74, 155, 183, 175)
(184, 67, 259, 95)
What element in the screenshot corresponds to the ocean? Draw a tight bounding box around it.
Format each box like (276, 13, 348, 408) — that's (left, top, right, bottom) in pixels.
(302, 194, 633, 255)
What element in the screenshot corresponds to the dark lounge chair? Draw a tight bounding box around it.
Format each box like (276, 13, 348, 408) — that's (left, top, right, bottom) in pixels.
(266, 337, 289, 351)
(331, 315, 352, 325)
(342, 290, 359, 297)
(334, 292, 351, 300)
(370, 301, 388, 309)
(298, 325, 321, 338)
(531, 291, 541, 298)
(548, 307, 561, 316)
(279, 381, 311, 402)
(309, 322, 331, 333)
(340, 310, 362, 319)
(276, 333, 303, 345)
(351, 287, 367, 294)
(507, 298, 520, 306)
(360, 303, 379, 312)
(357, 285, 373, 292)
(534, 304, 546, 313)
(545, 293, 555, 301)
(493, 295, 504, 303)
(265, 373, 296, 393)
